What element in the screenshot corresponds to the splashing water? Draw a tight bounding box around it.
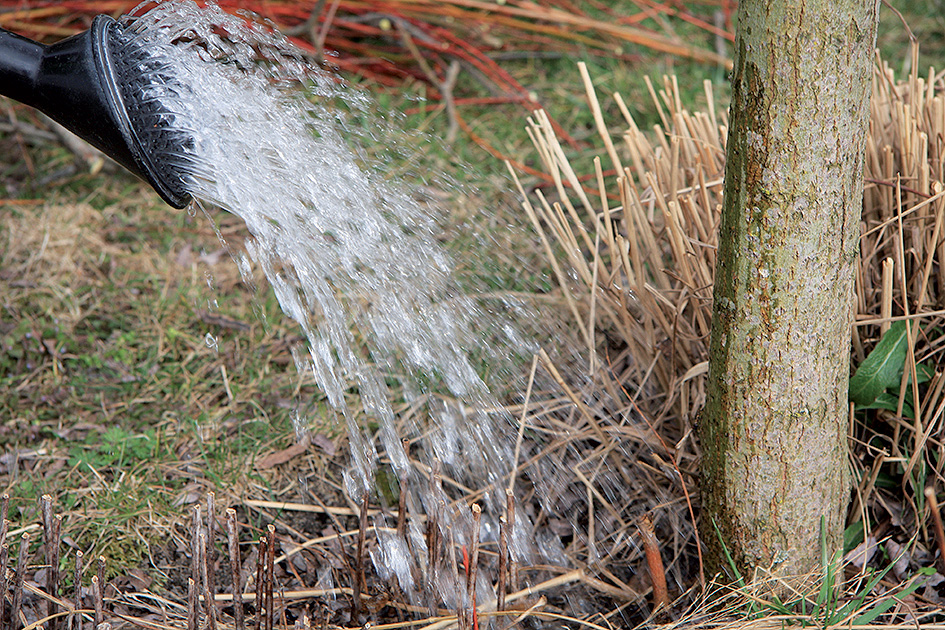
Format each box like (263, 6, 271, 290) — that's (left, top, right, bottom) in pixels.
(117, 0, 553, 609)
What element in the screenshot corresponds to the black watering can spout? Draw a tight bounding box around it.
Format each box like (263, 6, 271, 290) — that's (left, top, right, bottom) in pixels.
(0, 16, 192, 209)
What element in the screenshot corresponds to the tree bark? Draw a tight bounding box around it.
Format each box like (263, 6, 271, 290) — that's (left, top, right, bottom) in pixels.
(701, 0, 879, 580)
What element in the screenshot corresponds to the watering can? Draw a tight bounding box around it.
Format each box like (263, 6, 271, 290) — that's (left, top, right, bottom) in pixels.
(0, 16, 192, 208)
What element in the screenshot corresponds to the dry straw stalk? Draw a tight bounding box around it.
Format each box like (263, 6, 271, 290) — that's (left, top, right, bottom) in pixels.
(512, 48, 945, 443)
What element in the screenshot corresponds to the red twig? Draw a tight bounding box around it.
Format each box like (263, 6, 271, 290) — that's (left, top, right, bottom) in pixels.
(2, 0, 729, 153)
(639, 514, 669, 611)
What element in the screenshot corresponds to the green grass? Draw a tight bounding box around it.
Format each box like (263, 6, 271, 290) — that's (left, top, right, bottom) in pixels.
(877, 0, 945, 70)
(710, 515, 937, 627)
(0, 175, 329, 572)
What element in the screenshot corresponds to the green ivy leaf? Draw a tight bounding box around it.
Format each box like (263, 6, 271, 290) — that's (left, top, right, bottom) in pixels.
(849, 321, 910, 407)
(842, 520, 864, 554)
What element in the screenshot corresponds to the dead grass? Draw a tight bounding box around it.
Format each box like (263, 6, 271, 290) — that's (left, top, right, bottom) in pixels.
(505, 40, 945, 626)
(0, 164, 338, 576)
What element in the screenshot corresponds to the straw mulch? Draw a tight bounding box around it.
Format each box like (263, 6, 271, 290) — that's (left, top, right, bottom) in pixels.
(505, 43, 945, 624)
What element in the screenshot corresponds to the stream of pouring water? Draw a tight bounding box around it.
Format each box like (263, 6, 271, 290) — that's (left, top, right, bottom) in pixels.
(119, 0, 558, 609)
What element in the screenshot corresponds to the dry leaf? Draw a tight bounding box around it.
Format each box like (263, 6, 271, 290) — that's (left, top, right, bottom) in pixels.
(175, 244, 193, 266)
(199, 249, 226, 265)
(844, 536, 878, 569)
(256, 435, 310, 469)
(885, 539, 913, 582)
(312, 433, 336, 457)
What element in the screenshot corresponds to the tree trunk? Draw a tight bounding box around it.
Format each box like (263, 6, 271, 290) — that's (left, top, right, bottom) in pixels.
(701, 0, 879, 580)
